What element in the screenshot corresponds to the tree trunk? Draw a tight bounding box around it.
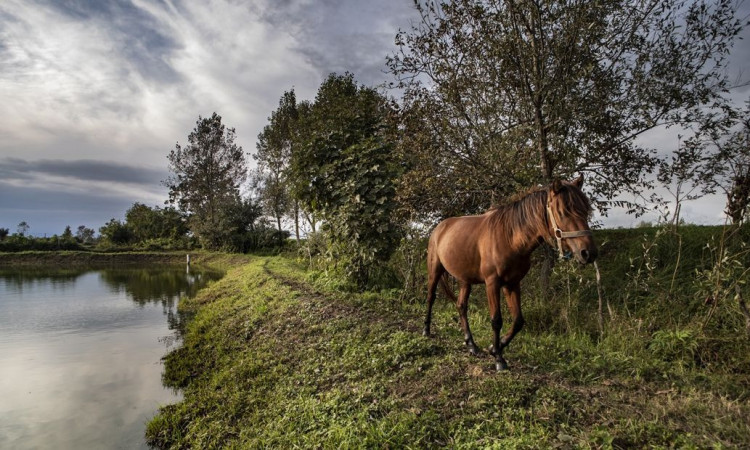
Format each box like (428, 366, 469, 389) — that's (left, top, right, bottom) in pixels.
(276, 215, 283, 246)
(294, 200, 300, 241)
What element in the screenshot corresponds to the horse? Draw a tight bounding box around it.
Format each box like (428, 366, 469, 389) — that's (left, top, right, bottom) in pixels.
(423, 175, 598, 371)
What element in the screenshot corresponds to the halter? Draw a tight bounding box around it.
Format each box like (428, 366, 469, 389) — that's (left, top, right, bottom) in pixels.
(546, 199, 593, 259)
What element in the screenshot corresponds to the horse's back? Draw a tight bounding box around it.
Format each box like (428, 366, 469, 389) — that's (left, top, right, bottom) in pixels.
(429, 214, 487, 283)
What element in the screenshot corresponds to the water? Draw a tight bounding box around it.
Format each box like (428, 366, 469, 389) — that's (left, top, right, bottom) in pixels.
(0, 265, 223, 449)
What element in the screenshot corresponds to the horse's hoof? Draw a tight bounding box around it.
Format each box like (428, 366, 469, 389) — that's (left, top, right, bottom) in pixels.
(495, 359, 509, 371)
(488, 345, 497, 356)
(422, 329, 431, 337)
(466, 343, 482, 356)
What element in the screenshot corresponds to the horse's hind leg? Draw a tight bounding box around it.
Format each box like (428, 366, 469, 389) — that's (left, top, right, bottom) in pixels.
(487, 283, 524, 371)
(423, 257, 444, 336)
(457, 283, 481, 355)
(501, 283, 525, 348)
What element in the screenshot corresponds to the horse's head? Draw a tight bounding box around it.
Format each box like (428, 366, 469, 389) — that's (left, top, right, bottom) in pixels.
(547, 175, 598, 264)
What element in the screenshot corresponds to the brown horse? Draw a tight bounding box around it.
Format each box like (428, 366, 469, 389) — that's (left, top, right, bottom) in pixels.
(423, 175, 598, 371)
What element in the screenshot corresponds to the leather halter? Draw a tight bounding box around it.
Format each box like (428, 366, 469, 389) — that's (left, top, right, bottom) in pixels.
(546, 199, 593, 259)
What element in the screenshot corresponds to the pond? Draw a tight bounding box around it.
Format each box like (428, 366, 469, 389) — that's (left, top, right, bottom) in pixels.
(0, 264, 224, 449)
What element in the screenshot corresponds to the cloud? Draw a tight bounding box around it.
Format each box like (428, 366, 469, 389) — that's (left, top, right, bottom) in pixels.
(0, 158, 168, 234)
(0, 157, 168, 185)
(257, 0, 416, 88)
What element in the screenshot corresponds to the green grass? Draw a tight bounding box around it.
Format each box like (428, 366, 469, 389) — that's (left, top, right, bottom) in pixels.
(146, 235, 750, 449)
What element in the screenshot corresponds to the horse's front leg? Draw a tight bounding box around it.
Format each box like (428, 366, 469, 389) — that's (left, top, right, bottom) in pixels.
(486, 278, 508, 371)
(457, 283, 481, 355)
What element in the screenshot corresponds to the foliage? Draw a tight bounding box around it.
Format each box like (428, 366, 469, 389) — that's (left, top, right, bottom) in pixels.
(255, 90, 298, 239)
(98, 218, 132, 245)
(0, 228, 8, 240)
(693, 101, 750, 224)
(221, 197, 289, 253)
(0, 224, 92, 252)
(16, 221, 29, 236)
(165, 112, 248, 249)
(388, 0, 744, 219)
(694, 225, 750, 332)
(125, 203, 188, 243)
(75, 225, 95, 244)
(61, 226, 74, 242)
(0, 234, 85, 252)
(290, 73, 404, 286)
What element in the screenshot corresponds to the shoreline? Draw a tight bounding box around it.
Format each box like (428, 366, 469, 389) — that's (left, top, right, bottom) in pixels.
(0, 251, 251, 268)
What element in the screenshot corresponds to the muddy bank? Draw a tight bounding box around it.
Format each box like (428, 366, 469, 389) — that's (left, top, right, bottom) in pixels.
(0, 251, 249, 268)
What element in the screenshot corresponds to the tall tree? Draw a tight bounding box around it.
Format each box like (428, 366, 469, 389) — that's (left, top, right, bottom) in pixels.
(165, 113, 247, 249)
(255, 90, 297, 240)
(290, 73, 403, 286)
(388, 0, 744, 219)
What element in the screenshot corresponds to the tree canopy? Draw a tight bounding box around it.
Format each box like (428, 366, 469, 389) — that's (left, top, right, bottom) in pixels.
(255, 90, 298, 240)
(388, 0, 744, 220)
(288, 73, 404, 285)
(165, 113, 248, 249)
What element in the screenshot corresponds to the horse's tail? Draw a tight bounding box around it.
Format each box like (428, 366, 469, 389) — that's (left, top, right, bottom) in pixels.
(438, 273, 457, 303)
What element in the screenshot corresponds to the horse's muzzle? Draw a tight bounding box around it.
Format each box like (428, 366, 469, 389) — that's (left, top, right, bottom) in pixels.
(578, 247, 598, 264)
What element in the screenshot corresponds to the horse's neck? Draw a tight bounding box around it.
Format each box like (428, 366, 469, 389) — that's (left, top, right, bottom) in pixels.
(493, 204, 546, 256)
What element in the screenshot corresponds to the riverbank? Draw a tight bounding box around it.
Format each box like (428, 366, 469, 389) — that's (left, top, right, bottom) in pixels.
(0, 251, 251, 268)
(146, 255, 750, 448)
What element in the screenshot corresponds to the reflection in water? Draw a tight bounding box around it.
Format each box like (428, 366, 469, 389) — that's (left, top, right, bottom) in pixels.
(0, 267, 87, 293)
(99, 267, 213, 307)
(0, 264, 223, 450)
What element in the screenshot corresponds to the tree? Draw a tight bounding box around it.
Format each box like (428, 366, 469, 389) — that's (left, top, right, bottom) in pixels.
(388, 0, 744, 219)
(75, 225, 95, 244)
(696, 101, 750, 223)
(222, 195, 287, 252)
(17, 221, 29, 236)
(290, 73, 404, 286)
(255, 90, 297, 240)
(99, 218, 132, 245)
(124, 203, 188, 243)
(61, 226, 74, 241)
(165, 113, 247, 249)
(0, 228, 9, 241)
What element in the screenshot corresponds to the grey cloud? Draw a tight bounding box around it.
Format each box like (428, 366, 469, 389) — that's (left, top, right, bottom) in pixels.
(44, 0, 181, 84)
(0, 181, 152, 235)
(259, 0, 417, 87)
(0, 181, 137, 212)
(0, 158, 168, 185)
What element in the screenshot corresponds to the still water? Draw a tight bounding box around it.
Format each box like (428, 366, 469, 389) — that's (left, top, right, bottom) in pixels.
(0, 265, 224, 449)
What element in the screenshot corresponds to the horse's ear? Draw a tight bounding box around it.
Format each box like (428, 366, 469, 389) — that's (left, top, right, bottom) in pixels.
(552, 179, 563, 193)
(572, 173, 584, 188)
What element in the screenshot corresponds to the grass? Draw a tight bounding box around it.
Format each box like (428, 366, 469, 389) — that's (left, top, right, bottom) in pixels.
(146, 230, 750, 449)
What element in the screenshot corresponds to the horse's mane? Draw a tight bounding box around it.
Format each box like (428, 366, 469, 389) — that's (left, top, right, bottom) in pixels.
(488, 183, 592, 250)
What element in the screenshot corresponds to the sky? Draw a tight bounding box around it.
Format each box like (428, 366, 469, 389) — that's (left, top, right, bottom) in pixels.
(0, 0, 748, 237)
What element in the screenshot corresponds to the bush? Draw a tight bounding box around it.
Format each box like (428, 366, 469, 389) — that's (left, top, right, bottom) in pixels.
(0, 234, 85, 252)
